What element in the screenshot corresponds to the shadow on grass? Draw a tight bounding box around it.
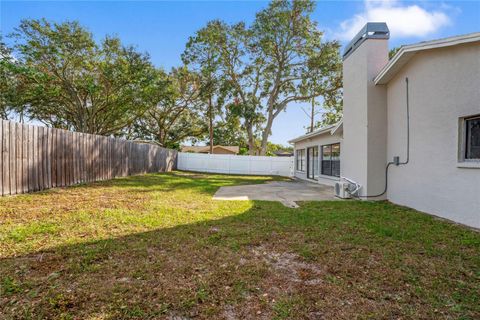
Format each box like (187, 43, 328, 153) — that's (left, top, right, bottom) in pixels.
(1, 200, 479, 319)
(86, 171, 291, 197)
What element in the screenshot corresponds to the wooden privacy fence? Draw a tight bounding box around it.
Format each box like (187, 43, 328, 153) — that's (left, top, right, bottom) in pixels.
(0, 120, 177, 196)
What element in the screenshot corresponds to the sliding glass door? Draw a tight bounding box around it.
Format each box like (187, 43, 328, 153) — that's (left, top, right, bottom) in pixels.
(307, 146, 319, 180)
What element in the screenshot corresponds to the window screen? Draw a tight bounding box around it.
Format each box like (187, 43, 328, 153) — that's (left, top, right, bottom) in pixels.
(466, 116, 480, 160)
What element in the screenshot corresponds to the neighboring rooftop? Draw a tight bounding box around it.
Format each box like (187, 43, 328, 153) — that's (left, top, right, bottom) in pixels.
(273, 150, 294, 157)
(181, 145, 240, 154)
(375, 32, 480, 85)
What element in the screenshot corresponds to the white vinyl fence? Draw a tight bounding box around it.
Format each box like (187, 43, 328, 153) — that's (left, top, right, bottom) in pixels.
(178, 152, 293, 177)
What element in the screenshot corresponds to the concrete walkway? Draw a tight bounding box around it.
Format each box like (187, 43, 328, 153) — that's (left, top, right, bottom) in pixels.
(213, 180, 337, 208)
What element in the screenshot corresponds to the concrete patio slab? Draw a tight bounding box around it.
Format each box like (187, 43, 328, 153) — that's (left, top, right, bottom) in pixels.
(213, 180, 337, 208)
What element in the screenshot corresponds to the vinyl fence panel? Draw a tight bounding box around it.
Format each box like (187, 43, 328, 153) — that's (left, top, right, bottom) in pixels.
(177, 152, 293, 177)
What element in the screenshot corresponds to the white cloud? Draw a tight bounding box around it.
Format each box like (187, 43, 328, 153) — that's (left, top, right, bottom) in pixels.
(337, 0, 452, 40)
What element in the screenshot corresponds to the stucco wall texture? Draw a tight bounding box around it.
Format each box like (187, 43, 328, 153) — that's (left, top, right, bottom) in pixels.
(291, 33, 479, 228)
(385, 43, 480, 228)
(342, 39, 389, 199)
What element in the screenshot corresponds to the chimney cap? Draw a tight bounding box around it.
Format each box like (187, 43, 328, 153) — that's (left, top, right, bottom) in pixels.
(342, 22, 390, 60)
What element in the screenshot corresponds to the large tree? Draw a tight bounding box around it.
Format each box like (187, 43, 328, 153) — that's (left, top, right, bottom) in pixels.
(211, 105, 249, 153)
(315, 89, 343, 128)
(198, 0, 342, 155)
(209, 21, 265, 155)
(129, 67, 206, 149)
(251, 0, 342, 154)
(182, 21, 229, 153)
(0, 38, 23, 120)
(10, 19, 155, 135)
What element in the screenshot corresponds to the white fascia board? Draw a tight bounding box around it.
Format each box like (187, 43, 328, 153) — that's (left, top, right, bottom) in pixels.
(375, 32, 480, 85)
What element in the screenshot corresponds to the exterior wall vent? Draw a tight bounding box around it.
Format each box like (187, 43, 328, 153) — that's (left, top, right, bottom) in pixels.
(342, 22, 390, 60)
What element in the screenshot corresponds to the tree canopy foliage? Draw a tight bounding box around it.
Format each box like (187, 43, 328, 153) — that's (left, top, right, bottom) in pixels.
(2, 1, 343, 154)
(9, 19, 155, 135)
(128, 68, 206, 149)
(181, 0, 342, 154)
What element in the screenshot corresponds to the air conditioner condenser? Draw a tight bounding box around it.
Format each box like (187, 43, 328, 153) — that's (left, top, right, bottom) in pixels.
(335, 182, 352, 199)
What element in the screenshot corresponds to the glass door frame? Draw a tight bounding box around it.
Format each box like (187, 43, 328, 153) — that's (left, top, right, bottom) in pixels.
(306, 146, 318, 180)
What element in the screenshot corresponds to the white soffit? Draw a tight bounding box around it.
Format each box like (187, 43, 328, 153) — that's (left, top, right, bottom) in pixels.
(375, 32, 480, 85)
(288, 120, 343, 144)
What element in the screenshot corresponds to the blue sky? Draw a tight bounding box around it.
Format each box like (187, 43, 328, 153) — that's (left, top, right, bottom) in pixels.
(1, 0, 479, 145)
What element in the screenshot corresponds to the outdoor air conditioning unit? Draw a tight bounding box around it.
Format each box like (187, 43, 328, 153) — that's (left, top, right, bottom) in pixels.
(335, 182, 352, 199)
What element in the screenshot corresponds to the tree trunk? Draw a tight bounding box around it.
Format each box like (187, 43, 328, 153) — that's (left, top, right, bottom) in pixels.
(247, 124, 256, 155)
(158, 129, 166, 147)
(208, 96, 213, 154)
(310, 97, 315, 133)
(259, 108, 274, 156)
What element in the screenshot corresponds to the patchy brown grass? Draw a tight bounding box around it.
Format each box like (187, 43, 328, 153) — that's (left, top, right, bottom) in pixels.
(0, 171, 479, 319)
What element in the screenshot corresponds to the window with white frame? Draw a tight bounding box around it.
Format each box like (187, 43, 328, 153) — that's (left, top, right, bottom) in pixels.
(296, 149, 305, 171)
(465, 115, 480, 160)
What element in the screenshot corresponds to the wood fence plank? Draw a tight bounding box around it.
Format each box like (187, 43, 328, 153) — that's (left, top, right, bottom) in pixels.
(49, 128, 52, 189)
(107, 138, 110, 180)
(76, 132, 80, 184)
(0, 121, 4, 195)
(92, 135, 96, 181)
(57, 129, 62, 187)
(65, 131, 70, 186)
(92, 134, 95, 182)
(45, 127, 49, 189)
(43, 127, 48, 190)
(20, 125, 26, 193)
(101, 136, 105, 181)
(33, 125, 39, 191)
(82, 133, 86, 183)
(69, 131, 73, 185)
(51, 129, 57, 188)
(43, 126, 48, 190)
(62, 130, 67, 187)
(75, 132, 79, 184)
(77, 132, 81, 184)
(8, 121, 16, 194)
(78, 133, 83, 184)
(109, 138, 112, 179)
(90, 134, 94, 182)
(38, 126, 44, 191)
(27, 125, 33, 191)
(72, 132, 76, 185)
(96, 136, 100, 181)
(87, 134, 91, 183)
(36, 126, 41, 191)
(3, 121, 11, 195)
(71, 131, 76, 184)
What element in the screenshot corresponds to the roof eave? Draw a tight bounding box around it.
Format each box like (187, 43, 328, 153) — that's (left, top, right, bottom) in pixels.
(375, 32, 480, 85)
(288, 122, 342, 144)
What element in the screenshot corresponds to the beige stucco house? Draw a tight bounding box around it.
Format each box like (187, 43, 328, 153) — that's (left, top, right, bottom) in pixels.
(290, 23, 480, 228)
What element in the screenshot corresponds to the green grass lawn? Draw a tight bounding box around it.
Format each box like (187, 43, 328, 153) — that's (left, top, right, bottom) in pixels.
(0, 171, 479, 319)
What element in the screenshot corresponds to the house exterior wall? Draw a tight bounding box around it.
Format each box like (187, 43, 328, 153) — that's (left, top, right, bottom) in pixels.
(293, 132, 342, 186)
(342, 39, 389, 199)
(385, 42, 480, 228)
